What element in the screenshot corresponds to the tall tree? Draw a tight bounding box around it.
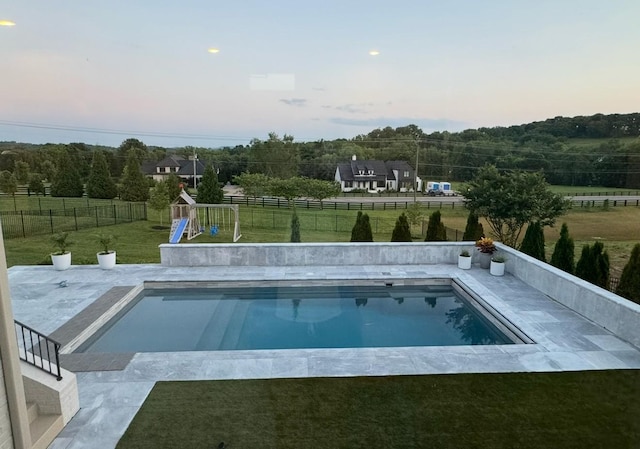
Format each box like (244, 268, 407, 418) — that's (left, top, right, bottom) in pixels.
(462, 212, 484, 241)
(51, 150, 84, 197)
(148, 181, 170, 226)
(425, 210, 447, 241)
(290, 209, 301, 242)
(391, 213, 412, 242)
(550, 223, 575, 274)
(0, 170, 18, 196)
(27, 173, 46, 196)
(617, 244, 640, 304)
(249, 132, 299, 178)
(86, 151, 117, 199)
(519, 221, 546, 262)
(13, 161, 30, 184)
(165, 173, 182, 202)
(119, 151, 150, 202)
(116, 138, 148, 175)
(40, 160, 56, 182)
(463, 165, 567, 247)
(196, 164, 224, 204)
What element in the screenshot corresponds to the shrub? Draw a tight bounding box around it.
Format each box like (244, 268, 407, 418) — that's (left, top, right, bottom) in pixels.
(462, 212, 484, 241)
(617, 244, 640, 304)
(550, 223, 575, 274)
(290, 209, 301, 243)
(391, 213, 412, 242)
(425, 210, 446, 242)
(520, 221, 546, 262)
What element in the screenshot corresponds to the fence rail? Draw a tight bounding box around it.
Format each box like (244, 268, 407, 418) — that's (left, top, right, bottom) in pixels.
(0, 202, 147, 239)
(223, 195, 640, 211)
(14, 320, 62, 381)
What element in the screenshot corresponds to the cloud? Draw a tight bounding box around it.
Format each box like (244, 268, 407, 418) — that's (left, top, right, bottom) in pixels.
(328, 117, 469, 131)
(312, 87, 326, 91)
(323, 102, 386, 114)
(279, 98, 308, 107)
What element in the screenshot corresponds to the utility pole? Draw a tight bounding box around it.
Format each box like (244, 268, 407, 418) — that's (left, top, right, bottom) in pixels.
(413, 139, 419, 203)
(192, 148, 198, 190)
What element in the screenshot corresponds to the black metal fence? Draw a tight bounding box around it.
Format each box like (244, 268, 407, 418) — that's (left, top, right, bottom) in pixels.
(14, 320, 62, 381)
(0, 202, 147, 239)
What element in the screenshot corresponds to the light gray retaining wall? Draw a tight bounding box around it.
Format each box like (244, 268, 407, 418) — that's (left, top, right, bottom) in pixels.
(497, 244, 640, 348)
(160, 242, 640, 348)
(160, 242, 478, 267)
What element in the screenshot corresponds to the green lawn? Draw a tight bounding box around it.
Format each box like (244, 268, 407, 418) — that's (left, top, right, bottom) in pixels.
(117, 370, 640, 449)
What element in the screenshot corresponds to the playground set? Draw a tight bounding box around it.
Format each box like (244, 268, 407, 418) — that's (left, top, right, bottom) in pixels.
(169, 190, 242, 243)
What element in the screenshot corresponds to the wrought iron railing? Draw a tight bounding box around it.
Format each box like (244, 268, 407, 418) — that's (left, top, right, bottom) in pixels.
(14, 320, 62, 381)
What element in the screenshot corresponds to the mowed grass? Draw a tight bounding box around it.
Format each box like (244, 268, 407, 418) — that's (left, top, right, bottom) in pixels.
(2, 200, 638, 271)
(116, 370, 640, 449)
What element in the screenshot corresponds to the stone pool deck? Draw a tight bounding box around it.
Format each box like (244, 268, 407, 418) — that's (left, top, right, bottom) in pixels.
(8, 263, 640, 449)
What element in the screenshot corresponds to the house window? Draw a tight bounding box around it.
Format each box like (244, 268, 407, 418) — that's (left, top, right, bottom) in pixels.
(377, 180, 385, 187)
(404, 170, 410, 178)
(358, 170, 364, 175)
(368, 169, 373, 175)
(345, 181, 352, 188)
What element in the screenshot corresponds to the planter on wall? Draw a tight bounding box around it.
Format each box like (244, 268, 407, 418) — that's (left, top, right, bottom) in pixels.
(457, 255, 472, 270)
(478, 252, 492, 269)
(51, 252, 71, 271)
(97, 251, 116, 270)
(490, 260, 505, 276)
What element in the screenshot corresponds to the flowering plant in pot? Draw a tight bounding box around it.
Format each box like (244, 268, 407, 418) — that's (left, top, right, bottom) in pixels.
(96, 233, 116, 269)
(50, 232, 72, 270)
(475, 237, 496, 268)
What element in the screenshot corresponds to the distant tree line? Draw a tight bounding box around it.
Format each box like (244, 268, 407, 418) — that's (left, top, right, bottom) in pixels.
(1, 113, 640, 200)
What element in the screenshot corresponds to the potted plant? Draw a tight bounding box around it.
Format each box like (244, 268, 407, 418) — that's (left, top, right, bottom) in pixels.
(490, 255, 506, 276)
(96, 233, 116, 270)
(475, 237, 496, 268)
(458, 250, 472, 270)
(50, 232, 72, 271)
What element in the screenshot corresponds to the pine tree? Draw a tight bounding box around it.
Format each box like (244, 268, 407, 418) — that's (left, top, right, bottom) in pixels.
(290, 208, 301, 242)
(617, 244, 640, 304)
(550, 223, 575, 274)
(148, 181, 170, 226)
(576, 241, 610, 289)
(86, 151, 117, 199)
(391, 213, 412, 242)
(520, 221, 546, 262)
(425, 210, 447, 241)
(462, 212, 484, 241)
(119, 151, 150, 202)
(50, 150, 84, 197)
(361, 213, 373, 242)
(350, 211, 363, 242)
(592, 241, 610, 289)
(351, 211, 373, 242)
(196, 164, 224, 204)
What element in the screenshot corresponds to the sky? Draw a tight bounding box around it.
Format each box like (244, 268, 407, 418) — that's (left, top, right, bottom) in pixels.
(1, 0, 639, 148)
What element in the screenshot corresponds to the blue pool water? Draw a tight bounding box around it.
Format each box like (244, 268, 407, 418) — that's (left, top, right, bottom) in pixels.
(77, 284, 515, 353)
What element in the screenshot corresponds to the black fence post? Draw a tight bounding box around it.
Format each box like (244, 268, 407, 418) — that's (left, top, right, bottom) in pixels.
(129, 203, 133, 222)
(20, 211, 25, 238)
(95, 206, 99, 227)
(49, 210, 54, 234)
(74, 208, 78, 231)
(113, 205, 117, 224)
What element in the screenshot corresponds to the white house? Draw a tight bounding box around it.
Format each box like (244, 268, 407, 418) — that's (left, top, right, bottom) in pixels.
(335, 156, 422, 192)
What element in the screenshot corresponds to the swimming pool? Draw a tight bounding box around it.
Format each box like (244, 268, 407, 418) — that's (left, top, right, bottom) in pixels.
(75, 279, 527, 353)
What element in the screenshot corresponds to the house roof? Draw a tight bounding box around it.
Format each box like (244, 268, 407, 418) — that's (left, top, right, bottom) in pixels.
(337, 159, 415, 183)
(156, 155, 184, 168)
(385, 161, 414, 181)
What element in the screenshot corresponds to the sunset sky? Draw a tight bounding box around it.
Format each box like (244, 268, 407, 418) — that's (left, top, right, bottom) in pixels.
(1, 0, 639, 147)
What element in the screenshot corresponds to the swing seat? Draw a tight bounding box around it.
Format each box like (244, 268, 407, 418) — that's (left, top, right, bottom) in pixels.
(210, 225, 219, 236)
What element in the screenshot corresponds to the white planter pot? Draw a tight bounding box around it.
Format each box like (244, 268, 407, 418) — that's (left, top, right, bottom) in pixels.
(490, 260, 505, 276)
(51, 252, 71, 271)
(97, 251, 116, 270)
(457, 255, 472, 270)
